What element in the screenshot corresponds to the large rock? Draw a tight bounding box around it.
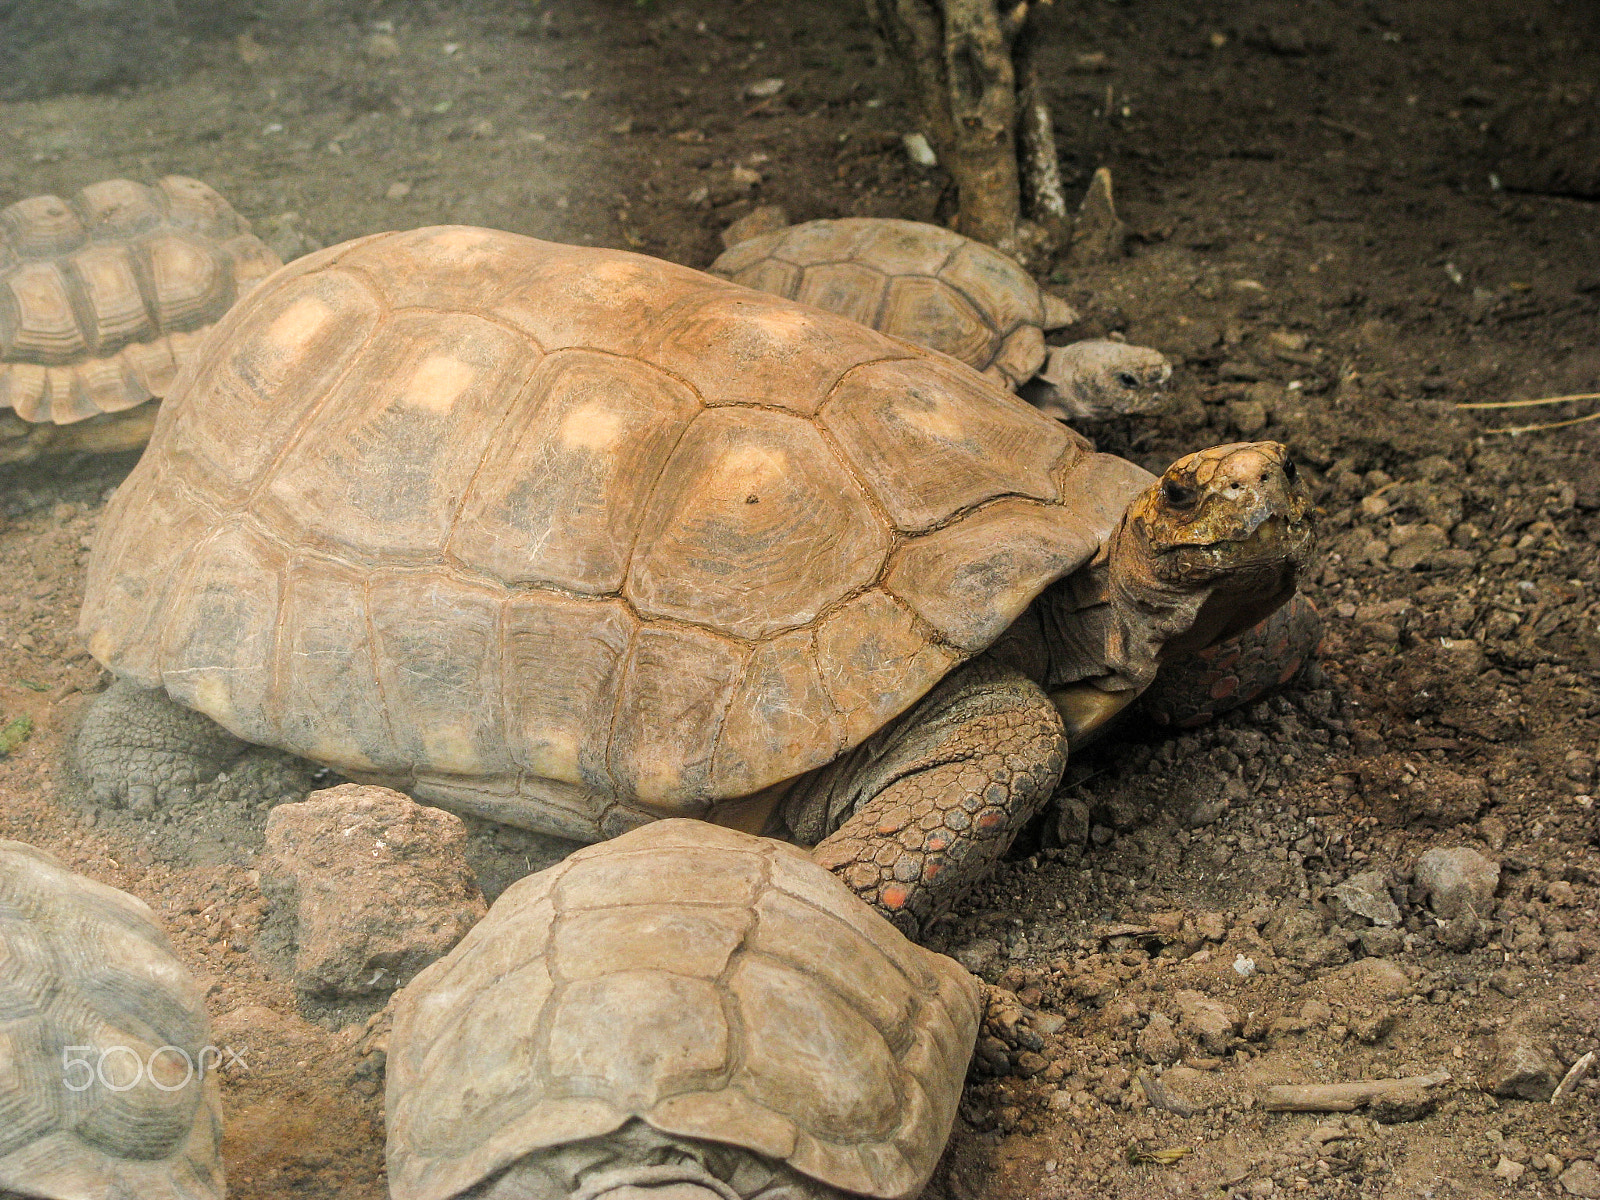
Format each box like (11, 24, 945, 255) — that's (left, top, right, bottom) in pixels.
(1413, 847, 1500, 919)
(261, 784, 486, 997)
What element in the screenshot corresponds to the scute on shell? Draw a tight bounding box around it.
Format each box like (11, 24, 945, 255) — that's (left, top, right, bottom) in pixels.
(0, 176, 282, 425)
(0, 841, 223, 1200)
(385, 820, 982, 1200)
(709, 217, 1065, 380)
(81, 226, 1149, 839)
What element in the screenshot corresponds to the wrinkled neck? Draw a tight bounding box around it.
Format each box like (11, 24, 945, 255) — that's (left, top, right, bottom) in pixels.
(1028, 534, 1213, 695)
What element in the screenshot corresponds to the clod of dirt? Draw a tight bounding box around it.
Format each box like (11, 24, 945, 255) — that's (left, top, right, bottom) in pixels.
(260, 784, 486, 999)
(1136, 1012, 1181, 1065)
(1173, 990, 1239, 1055)
(1412, 846, 1500, 920)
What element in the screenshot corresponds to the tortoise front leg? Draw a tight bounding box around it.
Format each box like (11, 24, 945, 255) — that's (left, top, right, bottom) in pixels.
(1139, 593, 1323, 729)
(805, 661, 1067, 939)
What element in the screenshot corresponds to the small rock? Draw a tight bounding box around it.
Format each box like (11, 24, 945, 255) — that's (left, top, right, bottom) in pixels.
(1174, 990, 1240, 1055)
(385, 181, 412, 201)
(744, 77, 785, 99)
(1358, 926, 1406, 958)
(902, 132, 938, 168)
(729, 165, 762, 189)
(955, 938, 1001, 977)
(1330, 869, 1400, 926)
(1137, 1013, 1182, 1065)
(1563, 1161, 1600, 1198)
(1413, 846, 1500, 919)
(1194, 911, 1229, 942)
(721, 204, 789, 249)
(1187, 796, 1228, 828)
(1549, 931, 1585, 962)
(1349, 1008, 1398, 1044)
(1070, 166, 1125, 264)
(261, 784, 486, 997)
(1493, 1157, 1526, 1183)
(1491, 1019, 1562, 1101)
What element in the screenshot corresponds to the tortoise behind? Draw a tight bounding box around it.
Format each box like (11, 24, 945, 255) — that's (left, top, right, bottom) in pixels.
(710, 216, 1171, 422)
(0, 176, 281, 464)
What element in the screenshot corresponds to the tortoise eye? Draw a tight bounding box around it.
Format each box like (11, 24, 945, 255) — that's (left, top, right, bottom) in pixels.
(1161, 479, 1197, 506)
(1282, 457, 1298, 483)
(1116, 371, 1140, 389)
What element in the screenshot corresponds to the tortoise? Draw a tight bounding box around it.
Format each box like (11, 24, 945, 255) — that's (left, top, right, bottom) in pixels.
(709, 216, 1171, 422)
(386, 818, 981, 1200)
(0, 175, 282, 465)
(77, 225, 1315, 934)
(0, 840, 223, 1200)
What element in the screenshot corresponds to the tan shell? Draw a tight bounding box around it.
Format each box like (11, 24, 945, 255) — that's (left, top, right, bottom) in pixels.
(386, 819, 981, 1200)
(0, 176, 281, 425)
(80, 226, 1152, 841)
(0, 841, 223, 1200)
(710, 217, 1074, 388)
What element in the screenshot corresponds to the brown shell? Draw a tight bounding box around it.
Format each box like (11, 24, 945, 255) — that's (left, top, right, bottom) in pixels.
(0, 841, 223, 1200)
(709, 217, 1067, 387)
(386, 819, 981, 1200)
(80, 226, 1152, 841)
(0, 176, 282, 425)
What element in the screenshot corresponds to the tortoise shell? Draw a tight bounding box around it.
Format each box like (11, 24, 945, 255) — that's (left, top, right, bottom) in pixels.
(80, 226, 1152, 841)
(0, 176, 281, 426)
(386, 819, 981, 1200)
(709, 217, 1074, 388)
(0, 841, 223, 1200)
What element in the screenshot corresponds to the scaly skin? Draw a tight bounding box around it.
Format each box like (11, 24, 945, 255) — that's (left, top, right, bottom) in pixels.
(1141, 593, 1323, 728)
(807, 661, 1068, 938)
(75, 679, 249, 810)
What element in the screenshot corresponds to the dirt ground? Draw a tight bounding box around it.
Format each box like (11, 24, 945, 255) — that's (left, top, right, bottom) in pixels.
(2, 0, 1599, 1197)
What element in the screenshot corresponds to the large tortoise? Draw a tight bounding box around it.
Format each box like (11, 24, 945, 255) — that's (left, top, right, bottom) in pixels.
(709, 216, 1171, 422)
(78, 226, 1313, 933)
(0, 175, 281, 465)
(387, 819, 980, 1200)
(0, 841, 223, 1200)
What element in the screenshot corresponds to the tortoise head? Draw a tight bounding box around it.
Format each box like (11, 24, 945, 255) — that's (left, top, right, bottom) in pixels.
(1113, 441, 1315, 653)
(1029, 340, 1172, 421)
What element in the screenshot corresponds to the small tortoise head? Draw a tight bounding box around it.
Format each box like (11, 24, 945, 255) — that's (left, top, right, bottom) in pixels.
(1027, 340, 1172, 422)
(1115, 441, 1315, 653)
